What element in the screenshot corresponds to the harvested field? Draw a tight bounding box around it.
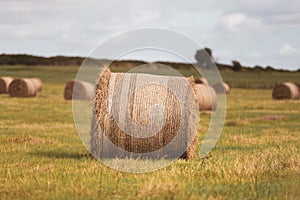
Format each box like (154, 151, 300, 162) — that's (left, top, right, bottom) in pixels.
(0, 66, 299, 199)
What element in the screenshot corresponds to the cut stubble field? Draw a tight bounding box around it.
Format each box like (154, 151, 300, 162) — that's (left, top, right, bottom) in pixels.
(0, 66, 299, 199)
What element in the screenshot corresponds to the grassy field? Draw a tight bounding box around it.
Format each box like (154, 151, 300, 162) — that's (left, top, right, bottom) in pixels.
(0, 65, 299, 199)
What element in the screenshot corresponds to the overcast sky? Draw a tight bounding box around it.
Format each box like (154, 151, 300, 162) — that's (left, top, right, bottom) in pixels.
(1, 0, 300, 70)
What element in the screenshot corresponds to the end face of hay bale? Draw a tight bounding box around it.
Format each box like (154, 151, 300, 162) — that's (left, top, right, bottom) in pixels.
(272, 82, 299, 100)
(64, 81, 74, 100)
(64, 80, 94, 100)
(8, 78, 37, 97)
(0, 77, 13, 94)
(91, 68, 199, 160)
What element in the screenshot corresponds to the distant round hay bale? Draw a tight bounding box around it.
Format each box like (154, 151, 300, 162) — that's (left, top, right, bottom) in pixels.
(192, 83, 204, 109)
(8, 78, 37, 97)
(0, 77, 13, 94)
(91, 68, 199, 159)
(195, 77, 208, 85)
(31, 78, 42, 91)
(213, 82, 230, 94)
(295, 83, 300, 94)
(64, 80, 94, 100)
(272, 82, 299, 100)
(223, 82, 230, 93)
(194, 84, 217, 111)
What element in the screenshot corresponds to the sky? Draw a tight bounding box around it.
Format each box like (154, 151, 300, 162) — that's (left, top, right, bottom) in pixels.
(1, 0, 300, 70)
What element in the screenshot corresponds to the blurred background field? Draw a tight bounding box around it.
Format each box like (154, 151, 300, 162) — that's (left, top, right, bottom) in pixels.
(0, 65, 299, 199)
(0, 64, 299, 88)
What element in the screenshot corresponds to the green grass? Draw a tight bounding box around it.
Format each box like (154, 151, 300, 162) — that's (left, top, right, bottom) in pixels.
(0, 65, 299, 199)
(1, 65, 299, 88)
(221, 70, 300, 89)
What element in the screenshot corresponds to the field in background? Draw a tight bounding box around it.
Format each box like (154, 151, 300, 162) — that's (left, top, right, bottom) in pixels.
(0, 65, 299, 88)
(0, 65, 299, 199)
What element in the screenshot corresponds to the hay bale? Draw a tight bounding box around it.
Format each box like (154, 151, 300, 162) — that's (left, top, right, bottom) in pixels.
(64, 80, 94, 100)
(295, 83, 300, 94)
(31, 78, 42, 91)
(0, 77, 13, 94)
(272, 82, 299, 100)
(212, 82, 230, 94)
(8, 78, 37, 97)
(195, 77, 208, 85)
(91, 68, 199, 159)
(194, 84, 217, 111)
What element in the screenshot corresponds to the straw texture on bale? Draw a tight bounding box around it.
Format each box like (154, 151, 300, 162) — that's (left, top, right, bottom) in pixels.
(31, 78, 42, 91)
(212, 82, 230, 94)
(272, 82, 299, 100)
(195, 77, 208, 85)
(0, 77, 13, 94)
(91, 68, 199, 159)
(64, 80, 94, 100)
(8, 78, 37, 97)
(194, 84, 217, 111)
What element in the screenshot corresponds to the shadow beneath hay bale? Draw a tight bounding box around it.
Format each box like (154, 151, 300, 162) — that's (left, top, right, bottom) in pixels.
(30, 150, 90, 159)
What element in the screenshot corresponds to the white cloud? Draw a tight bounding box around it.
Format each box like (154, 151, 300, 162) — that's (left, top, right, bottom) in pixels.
(279, 43, 298, 56)
(221, 13, 246, 31)
(219, 12, 265, 34)
(232, 0, 300, 16)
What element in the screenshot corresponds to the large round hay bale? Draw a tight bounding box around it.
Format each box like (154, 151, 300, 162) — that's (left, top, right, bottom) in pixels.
(64, 80, 94, 100)
(91, 68, 199, 159)
(272, 82, 299, 100)
(212, 82, 230, 94)
(0, 77, 13, 94)
(8, 78, 37, 97)
(194, 84, 217, 111)
(31, 78, 42, 91)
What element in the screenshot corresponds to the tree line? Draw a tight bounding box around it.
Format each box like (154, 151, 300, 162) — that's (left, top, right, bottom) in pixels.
(0, 53, 296, 72)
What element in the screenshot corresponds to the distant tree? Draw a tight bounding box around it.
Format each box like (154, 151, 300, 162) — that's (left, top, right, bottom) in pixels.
(231, 60, 242, 72)
(253, 65, 263, 70)
(266, 65, 275, 72)
(0, 54, 85, 66)
(253, 65, 264, 73)
(204, 47, 212, 57)
(195, 47, 214, 69)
